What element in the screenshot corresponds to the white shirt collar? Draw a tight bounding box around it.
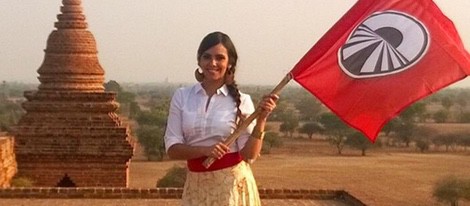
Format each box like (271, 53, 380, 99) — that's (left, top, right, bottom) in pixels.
(195, 83, 229, 96)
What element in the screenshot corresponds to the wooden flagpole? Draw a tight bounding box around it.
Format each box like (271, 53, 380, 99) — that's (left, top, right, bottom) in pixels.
(203, 73, 293, 168)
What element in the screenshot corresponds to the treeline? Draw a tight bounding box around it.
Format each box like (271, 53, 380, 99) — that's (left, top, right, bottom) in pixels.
(1, 81, 470, 158)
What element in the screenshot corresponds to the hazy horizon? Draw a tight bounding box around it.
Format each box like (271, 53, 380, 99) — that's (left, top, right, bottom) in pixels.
(1, 0, 470, 87)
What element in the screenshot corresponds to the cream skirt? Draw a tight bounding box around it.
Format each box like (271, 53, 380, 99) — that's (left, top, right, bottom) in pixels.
(182, 161, 261, 206)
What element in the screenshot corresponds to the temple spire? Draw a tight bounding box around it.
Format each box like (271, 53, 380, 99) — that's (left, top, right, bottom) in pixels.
(14, 0, 134, 187)
(37, 0, 105, 92)
(55, 0, 88, 30)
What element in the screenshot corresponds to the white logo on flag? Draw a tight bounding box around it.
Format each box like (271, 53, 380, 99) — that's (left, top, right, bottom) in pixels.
(339, 10, 429, 78)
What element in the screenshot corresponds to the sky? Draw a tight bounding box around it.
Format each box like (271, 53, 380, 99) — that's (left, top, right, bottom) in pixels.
(1, 0, 470, 87)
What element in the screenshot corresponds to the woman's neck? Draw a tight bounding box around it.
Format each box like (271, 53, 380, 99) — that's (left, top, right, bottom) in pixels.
(201, 80, 224, 96)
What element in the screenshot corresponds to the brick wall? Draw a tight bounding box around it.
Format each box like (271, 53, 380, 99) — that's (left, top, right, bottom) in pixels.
(0, 134, 17, 188)
(0, 187, 366, 205)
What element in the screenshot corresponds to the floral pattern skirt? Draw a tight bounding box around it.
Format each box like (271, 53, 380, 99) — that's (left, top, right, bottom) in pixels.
(182, 161, 261, 206)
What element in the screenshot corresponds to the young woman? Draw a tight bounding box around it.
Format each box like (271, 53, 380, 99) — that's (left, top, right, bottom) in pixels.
(164, 31, 278, 205)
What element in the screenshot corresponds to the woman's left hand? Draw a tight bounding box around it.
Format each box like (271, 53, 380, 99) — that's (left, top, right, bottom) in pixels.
(258, 94, 279, 120)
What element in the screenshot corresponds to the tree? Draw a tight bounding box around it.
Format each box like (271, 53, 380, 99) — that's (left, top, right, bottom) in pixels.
(441, 96, 454, 111)
(0, 100, 24, 132)
(456, 95, 467, 113)
(267, 100, 289, 121)
(433, 134, 459, 152)
(294, 95, 323, 121)
(415, 139, 430, 153)
(156, 165, 186, 187)
(345, 132, 373, 156)
(457, 112, 470, 123)
(400, 102, 427, 122)
(135, 98, 169, 125)
(433, 176, 470, 206)
(279, 109, 299, 138)
(136, 125, 165, 161)
(128, 101, 141, 119)
(298, 122, 324, 139)
(318, 113, 353, 155)
(382, 118, 400, 136)
(457, 135, 470, 151)
(134, 101, 169, 161)
(135, 110, 167, 127)
(433, 109, 450, 123)
(261, 132, 283, 154)
(413, 126, 437, 153)
(391, 119, 415, 147)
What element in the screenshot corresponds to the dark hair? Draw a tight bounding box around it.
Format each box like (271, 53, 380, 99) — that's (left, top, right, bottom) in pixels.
(197, 31, 244, 124)
(197, 31, 238, 68)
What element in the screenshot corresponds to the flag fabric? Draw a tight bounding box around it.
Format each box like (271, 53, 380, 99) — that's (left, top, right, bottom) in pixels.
(291, 0, 470, 142)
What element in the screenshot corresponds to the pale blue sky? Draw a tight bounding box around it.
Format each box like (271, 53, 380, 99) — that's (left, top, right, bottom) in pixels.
(1, 0, 470, 87)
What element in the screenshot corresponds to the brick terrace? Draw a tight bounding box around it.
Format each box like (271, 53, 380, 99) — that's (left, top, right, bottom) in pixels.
(0, 187, 365, 206)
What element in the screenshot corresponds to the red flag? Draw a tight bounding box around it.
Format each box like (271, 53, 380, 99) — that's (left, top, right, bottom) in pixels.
(291, 0, 470, 142)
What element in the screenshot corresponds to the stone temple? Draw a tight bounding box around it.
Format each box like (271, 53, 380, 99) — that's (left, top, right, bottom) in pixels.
(13, 0, 134, 187)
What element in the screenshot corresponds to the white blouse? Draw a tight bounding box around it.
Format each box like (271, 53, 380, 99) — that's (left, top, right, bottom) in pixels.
(164, 83, 256, 153)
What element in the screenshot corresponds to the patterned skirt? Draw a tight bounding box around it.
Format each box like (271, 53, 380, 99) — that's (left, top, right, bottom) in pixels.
(182, 161, 261, 206)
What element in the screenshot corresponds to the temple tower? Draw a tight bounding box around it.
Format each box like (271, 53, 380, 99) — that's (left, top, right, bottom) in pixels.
(13, 0, 134, 187)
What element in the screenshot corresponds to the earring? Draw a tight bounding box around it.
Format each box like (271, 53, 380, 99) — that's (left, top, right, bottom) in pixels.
(194, 68, 204, 82)
(224, 67, 235, 85)
(227, 65, 233, 75)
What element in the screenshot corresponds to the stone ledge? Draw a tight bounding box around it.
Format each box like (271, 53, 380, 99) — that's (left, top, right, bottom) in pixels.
(0, 187, 366, 205)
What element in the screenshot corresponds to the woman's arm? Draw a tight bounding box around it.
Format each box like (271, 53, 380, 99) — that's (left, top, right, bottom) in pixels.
(240, 94, 278, 161)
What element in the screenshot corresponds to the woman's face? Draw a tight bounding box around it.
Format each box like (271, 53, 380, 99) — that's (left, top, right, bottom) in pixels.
(198, 43, 230, 83)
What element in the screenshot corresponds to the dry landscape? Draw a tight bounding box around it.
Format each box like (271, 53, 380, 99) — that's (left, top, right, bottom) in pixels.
(129, 123, 470, 206)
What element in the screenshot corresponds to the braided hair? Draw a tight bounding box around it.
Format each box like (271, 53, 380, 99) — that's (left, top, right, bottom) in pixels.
(197, 31, 244, 125)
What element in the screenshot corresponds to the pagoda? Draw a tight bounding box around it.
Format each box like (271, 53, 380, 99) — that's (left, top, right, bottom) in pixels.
(13, 0, 134, 187)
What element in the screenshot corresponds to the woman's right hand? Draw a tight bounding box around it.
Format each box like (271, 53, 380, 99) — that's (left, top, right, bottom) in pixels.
(206, 142, 230, 159)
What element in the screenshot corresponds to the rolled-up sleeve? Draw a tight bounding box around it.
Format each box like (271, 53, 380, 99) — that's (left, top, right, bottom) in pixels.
(164, 89, 185, 152)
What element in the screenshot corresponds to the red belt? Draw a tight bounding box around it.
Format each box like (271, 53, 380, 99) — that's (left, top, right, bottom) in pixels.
(187, 152, 243, 172)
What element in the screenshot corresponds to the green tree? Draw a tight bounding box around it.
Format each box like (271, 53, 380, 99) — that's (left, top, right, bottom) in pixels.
(128, 101, 141, 119)
(433, 109, 450, 123)
(268, 100, 289, 121)
(294, 95, 323, 121)
(136, 110, 167, 127)
(441, 96, 454, 111)
(318, 113, 353, 155)
(457, 112, 470, 123)
(345, 131, 373, 156)
(279, 109, 299, 138)
(298, 122, 324, 139)
(136, 125, 165, 161)
(134, 99, 170, 160)
(0, 100, 24, 132)
(433, 176, 470, 206)
(261, 132, 283, 154)
(413, 126, 437, 153)
(156, 165, 186, 187)
(433, 134, 459, 152)
(456, 96, 467, 112)
(457, 135, 470, 151)
(391, 120, 415, 147)
(400, 102, 427, 122)
(382, 118, 400, 136)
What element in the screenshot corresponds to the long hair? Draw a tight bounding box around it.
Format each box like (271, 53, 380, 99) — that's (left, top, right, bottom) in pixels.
(197, 31, 244, 124)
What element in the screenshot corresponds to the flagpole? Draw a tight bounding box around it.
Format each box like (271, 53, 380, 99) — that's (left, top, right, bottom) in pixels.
(203, 73, 293, 168)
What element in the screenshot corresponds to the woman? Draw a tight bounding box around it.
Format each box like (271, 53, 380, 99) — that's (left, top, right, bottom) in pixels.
(164, 31, 278, 205)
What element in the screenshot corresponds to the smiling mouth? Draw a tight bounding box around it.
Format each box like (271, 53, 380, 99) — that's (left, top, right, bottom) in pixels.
(206, 69, 220, 72)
